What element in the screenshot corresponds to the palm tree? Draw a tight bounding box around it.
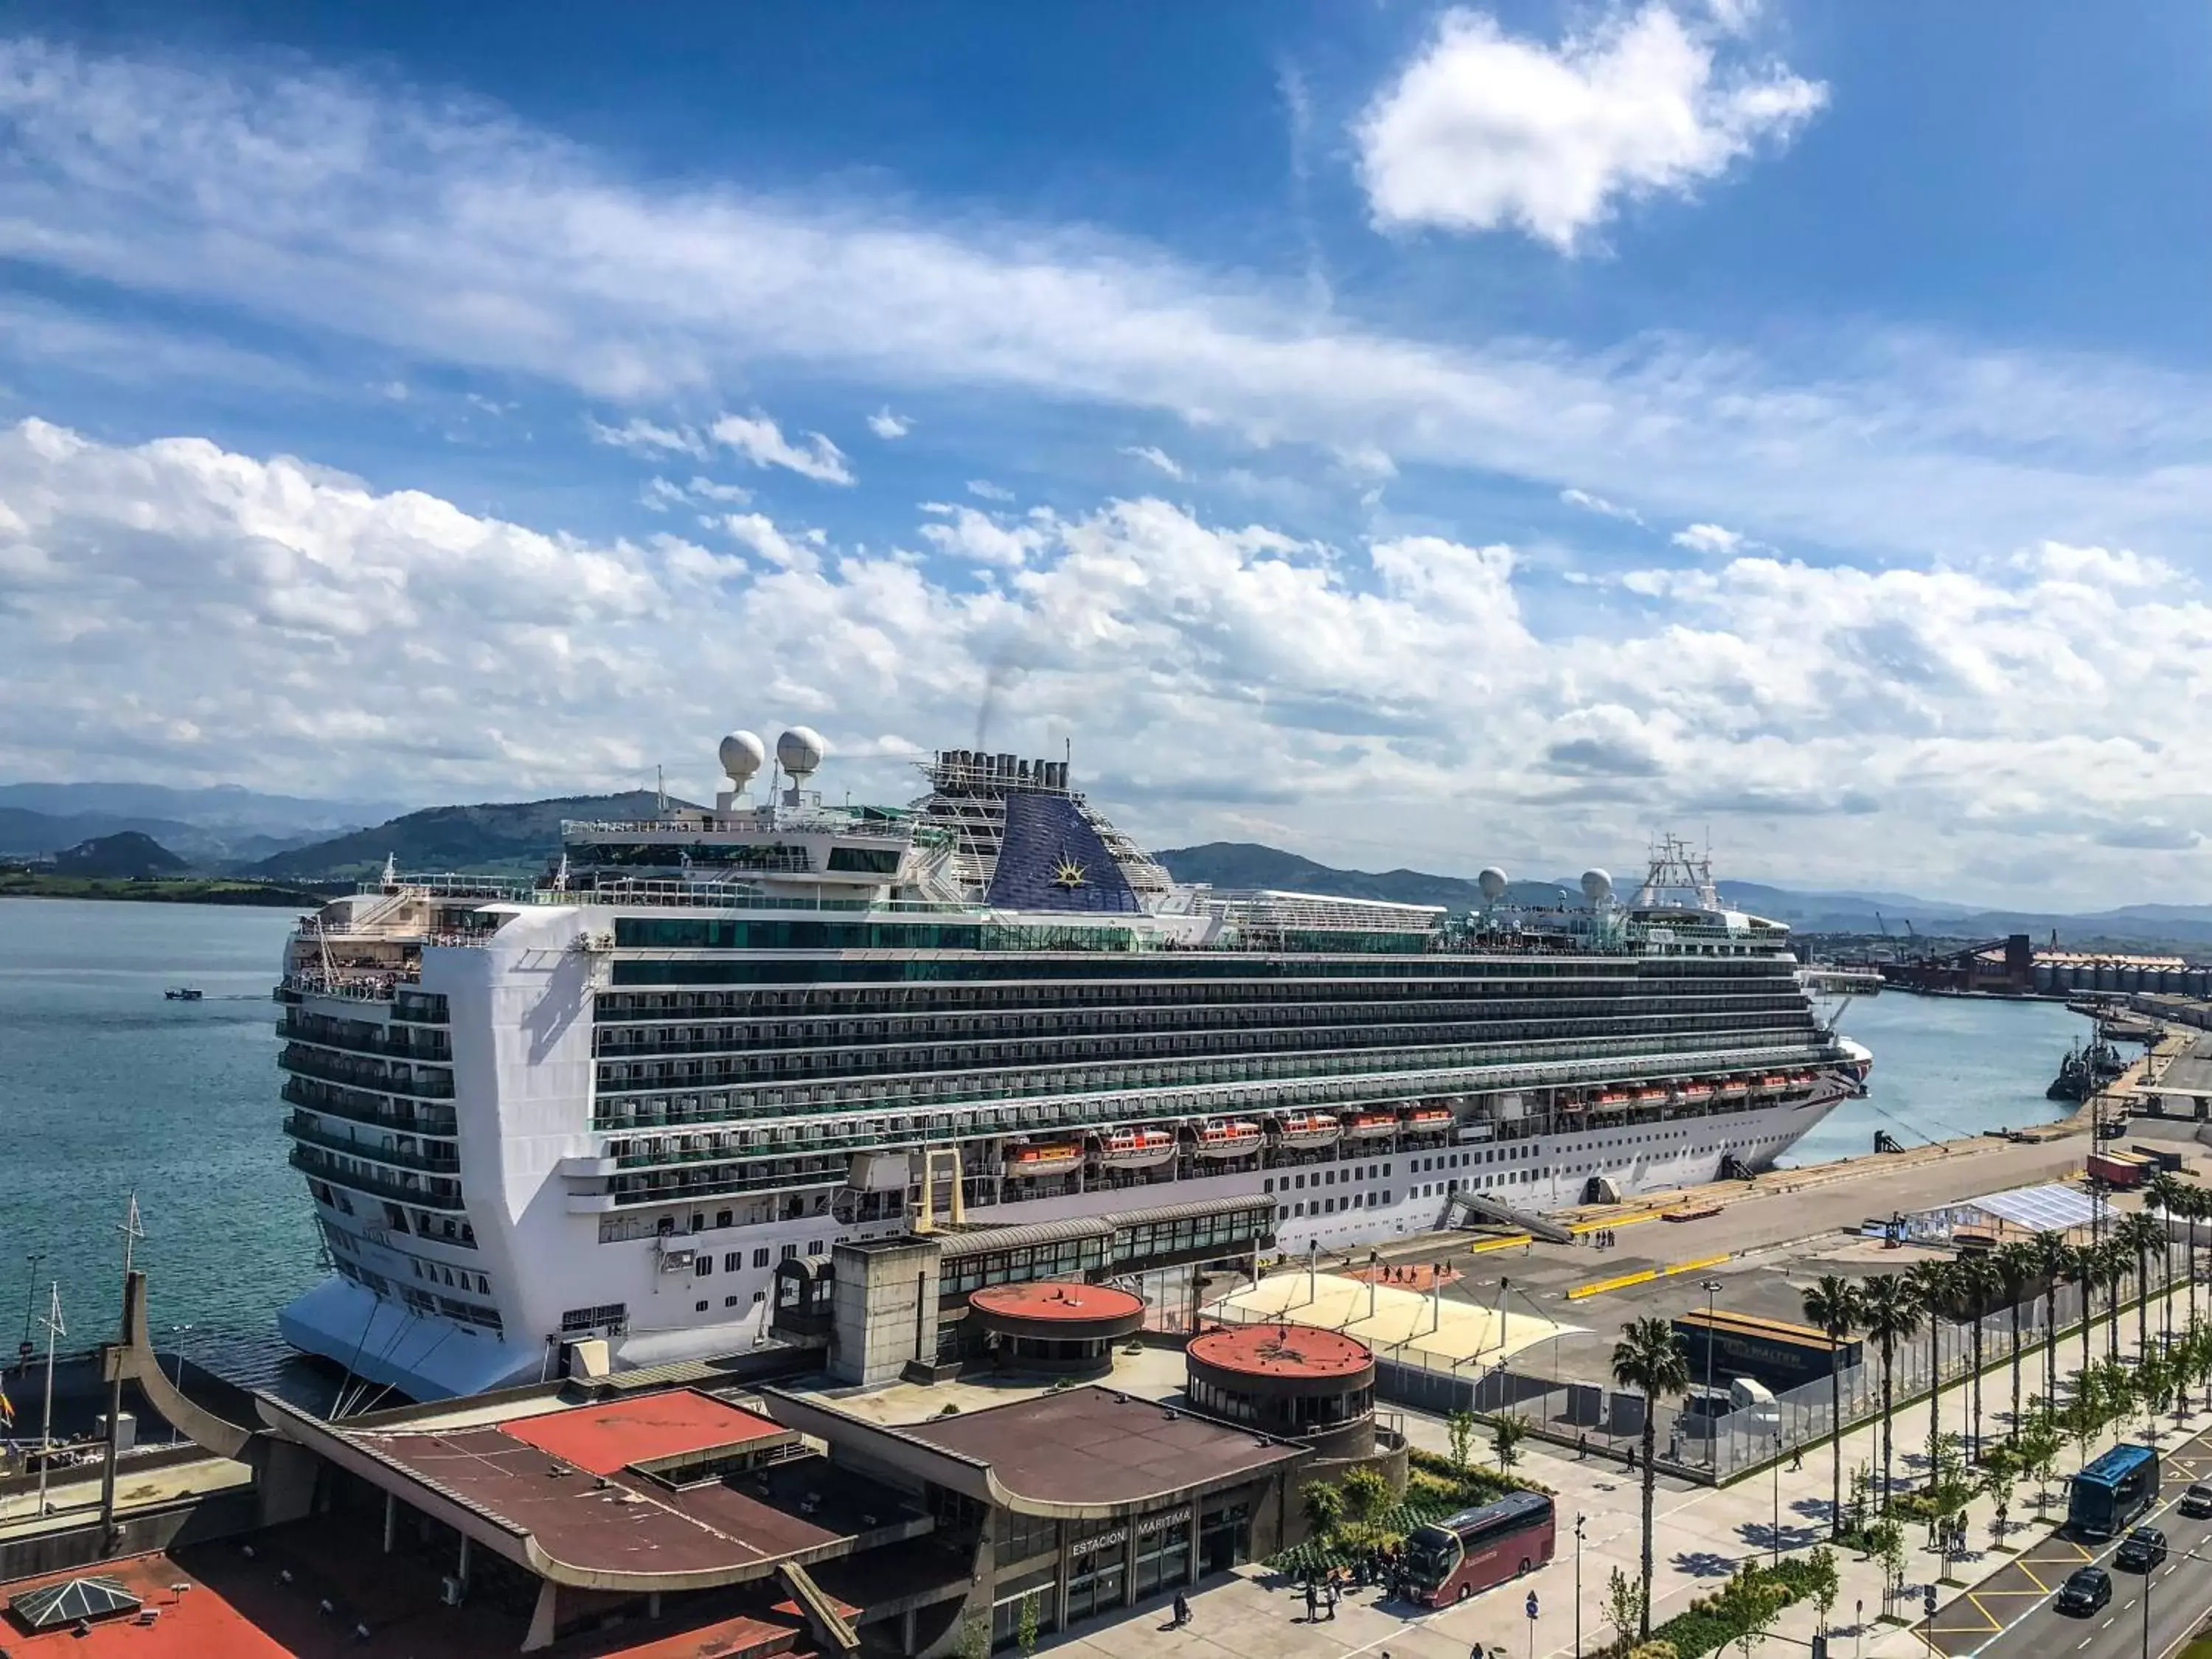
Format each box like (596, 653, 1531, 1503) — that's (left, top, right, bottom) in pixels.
(2118, 1210, 2166, 1363)
(2099, 1237, 2132, 1365)
(1994, 1240, 2039, 1444)
(1802, 1275, 1863, 1539)
(1955, 1254, 2001, 1462)
(2032, 1230, 2072, 1405)
(2146, 1172, 2188, 1334)
(1612, 1316, 1691, 1644)
(1905, 1259, 1954, 1484)
(1858, 1273, 1920, 1509)
(2177, 1185, 2206, 1329)
(2069, 1242, 2102, 1384)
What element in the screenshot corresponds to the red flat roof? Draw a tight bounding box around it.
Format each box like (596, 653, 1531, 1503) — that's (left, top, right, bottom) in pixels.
(1188, 1323, 1373, 1380)
(968, 1281, 1144, 1324)
(500, 1389, 785, 1475)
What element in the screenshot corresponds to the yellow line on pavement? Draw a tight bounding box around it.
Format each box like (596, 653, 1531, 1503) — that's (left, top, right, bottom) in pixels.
(1565, 1267, 1659, 1301)
(1467, 1233, 1532, 1253)
(1566, 1210, 1663, 1234)
(1662, 1253, 1730, 1278)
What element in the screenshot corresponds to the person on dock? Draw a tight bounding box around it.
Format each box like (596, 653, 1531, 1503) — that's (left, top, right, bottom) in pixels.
(1172, 1590, 1190, 1628)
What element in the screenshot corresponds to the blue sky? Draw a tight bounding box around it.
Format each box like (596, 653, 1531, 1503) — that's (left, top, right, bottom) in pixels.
(1, 1, 2210, 905)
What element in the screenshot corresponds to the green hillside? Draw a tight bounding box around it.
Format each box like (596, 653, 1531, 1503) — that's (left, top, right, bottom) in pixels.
(250, 792, 672, 881)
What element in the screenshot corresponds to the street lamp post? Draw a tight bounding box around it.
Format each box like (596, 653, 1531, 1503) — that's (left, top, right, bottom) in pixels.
(1702, 1278, 1722, 1468)
(1573, 1512, 1585, 1658)
(1771, 1422, 1783, 1566)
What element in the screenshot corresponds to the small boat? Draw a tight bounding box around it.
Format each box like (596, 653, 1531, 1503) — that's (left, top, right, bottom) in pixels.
(1593, 1090, 1630, 1109)
(1006, 1140, 1082, 1175)
(1679, 1082, 1714, 1102)
(1343, 1112, 1399, 1141)
(1400, 1107, 1453, 1134)
(1756, 1074, 1790, 1092)
(1093, 1128, 1177, 1169)
(1192, 1120, 1262, 1158)
(1717, 1077, 1749, 1097)
(1634, 1087, 1668, 1105)
(164, 987, 204, 1001)
(1270, 1113, 1341, 1150)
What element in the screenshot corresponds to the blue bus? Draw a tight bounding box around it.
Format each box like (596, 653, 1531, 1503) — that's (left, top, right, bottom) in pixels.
(2069, 1444, 2159, 1540)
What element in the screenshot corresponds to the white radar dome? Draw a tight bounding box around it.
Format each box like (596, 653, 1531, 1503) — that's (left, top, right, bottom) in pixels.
(776, 726, 827, 780)
(717, 730, 766, 784)
(1580, 868, 1614, 905)
(1476, 867, 1509, 901)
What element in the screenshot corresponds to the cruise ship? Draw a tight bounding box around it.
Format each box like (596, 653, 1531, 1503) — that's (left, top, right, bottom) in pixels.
(274, 729, 1870, 1399)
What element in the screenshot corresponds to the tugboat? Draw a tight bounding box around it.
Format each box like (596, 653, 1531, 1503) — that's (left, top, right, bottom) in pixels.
(2047, 1037, 2124, 1100)
(163, 987, 204, 1001)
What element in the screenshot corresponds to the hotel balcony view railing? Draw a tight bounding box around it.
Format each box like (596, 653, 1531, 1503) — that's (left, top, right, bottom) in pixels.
(283, 1113, 462, 1175)
(289, 1145, 467, 1212)
(280, 1076, 457, 1138)
(279, 1043, 456, 1099)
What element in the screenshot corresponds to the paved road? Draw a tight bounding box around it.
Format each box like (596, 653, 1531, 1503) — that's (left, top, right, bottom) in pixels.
(1913, 1426, 2212, 1659)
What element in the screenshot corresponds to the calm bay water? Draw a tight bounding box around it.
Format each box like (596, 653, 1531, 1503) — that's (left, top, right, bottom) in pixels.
(0, 899, 2092, 1380)
(0, 897, 313, 1380)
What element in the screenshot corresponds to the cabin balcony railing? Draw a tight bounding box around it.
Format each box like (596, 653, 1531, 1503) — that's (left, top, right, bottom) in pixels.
(283, 1113, 461, 1175)
(279, 1043, 455, 1099)
(277, 1016, 451, 1063)
(280, 1076, 456, 1138)
(288, 1146, 467, 1213)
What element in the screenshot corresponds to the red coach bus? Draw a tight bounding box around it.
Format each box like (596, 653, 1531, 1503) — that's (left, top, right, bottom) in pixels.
(1403, 1490, 1557, 1606)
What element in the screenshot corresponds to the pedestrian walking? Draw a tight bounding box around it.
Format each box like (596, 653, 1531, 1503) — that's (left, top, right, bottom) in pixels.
(1325, 1580, 1339, 1620)
(1172, 1590, 1190, 1628)
(1304, 1579, 1318, 1622)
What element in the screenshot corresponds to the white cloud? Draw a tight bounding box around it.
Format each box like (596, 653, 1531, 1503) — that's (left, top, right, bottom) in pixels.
(866, 407, 911, 439)
(588, 416, 703, 459)
(640, 475, 752, 512)
(1561, 487, 1644, 525)
(966, 479, 1015, 502)
(1354, 4, 1826, 250)
(919, 504, 1051, 568)
(1671, 521, 1745, 554)
(708, 414, 854, 485)
(8, 414, 2212, 905)
(5, 39, 2191, 570)
(1121, 445, 1186, 481)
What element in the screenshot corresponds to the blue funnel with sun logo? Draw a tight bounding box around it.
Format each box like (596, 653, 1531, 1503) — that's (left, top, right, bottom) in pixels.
(986, 793, 1141, 913)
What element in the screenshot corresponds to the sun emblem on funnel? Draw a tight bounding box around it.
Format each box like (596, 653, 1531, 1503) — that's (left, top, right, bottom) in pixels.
(1052, 854, 1088, 890)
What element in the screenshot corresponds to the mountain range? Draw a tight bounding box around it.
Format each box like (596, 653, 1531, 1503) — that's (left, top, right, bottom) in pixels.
(10, 780, 2212, 952)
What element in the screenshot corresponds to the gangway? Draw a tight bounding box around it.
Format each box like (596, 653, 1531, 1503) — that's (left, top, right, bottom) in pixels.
(1441, 1188, 1576, 1245)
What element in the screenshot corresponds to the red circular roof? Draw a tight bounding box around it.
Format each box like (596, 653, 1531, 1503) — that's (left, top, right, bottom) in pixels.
(1188, 1323, 1372, 1380)
(969, 1281, 1145, 1324)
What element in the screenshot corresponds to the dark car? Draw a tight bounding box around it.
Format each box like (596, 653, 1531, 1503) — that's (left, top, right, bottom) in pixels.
(2182, 1484, 2212, 1519)
(2058, 1567, 2113, 1614)
(2117, 1527, 2168, 1571)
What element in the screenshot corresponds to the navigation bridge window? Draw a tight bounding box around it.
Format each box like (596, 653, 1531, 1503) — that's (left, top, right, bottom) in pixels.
(613, 917, 986, 950)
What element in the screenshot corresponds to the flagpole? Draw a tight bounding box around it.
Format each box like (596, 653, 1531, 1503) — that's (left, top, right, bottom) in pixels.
(35, 1282, 63, 1518)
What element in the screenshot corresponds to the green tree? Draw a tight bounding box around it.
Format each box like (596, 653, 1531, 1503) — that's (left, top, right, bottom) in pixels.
(2067, 1242, 2102, 1385)
(1802, 1274, 1865, 1540)
(1864, 1517, 1907, 1613)
(1904, 1259, 1954, 1485)
(1803, 1543, 1840, 1638)
(1489, 1412, 1526, 1471)
(956, 1611, 990, 1659)
(1613, 1316, 1692, 1642)
(1446, 1407, 1477, 1475)
(1339, 1466, 1390, 1523)
(2017, 1405, 2062, 1516)
(1721, 1568, 1786, 1659)
(1016, 1591, 1040, 1659)
(1605, 1566, 1648, 1654)
(1859, 1273, 1920, 1510)
(1300, 1479, 1345, 1539)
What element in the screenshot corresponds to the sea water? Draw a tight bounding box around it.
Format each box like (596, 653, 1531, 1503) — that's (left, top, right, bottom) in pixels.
(0, 898, 2095, 1379)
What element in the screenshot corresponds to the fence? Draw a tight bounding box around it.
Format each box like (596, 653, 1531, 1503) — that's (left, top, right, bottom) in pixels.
(1213, 1242, 2205, 1485)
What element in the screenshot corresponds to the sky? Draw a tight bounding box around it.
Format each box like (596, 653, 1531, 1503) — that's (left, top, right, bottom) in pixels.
(1, 1, 2211, 907)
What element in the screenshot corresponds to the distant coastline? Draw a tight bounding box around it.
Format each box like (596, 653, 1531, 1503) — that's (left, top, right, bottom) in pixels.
(0, 873, 334, 907)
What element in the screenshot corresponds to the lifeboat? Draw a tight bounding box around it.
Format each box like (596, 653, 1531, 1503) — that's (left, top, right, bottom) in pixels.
(1756, 1074, 1790, 1091)
(1006, 1140, 1082, 1175)
(1270, 1113, 1341, 1150)
(1402, 1107, 1454, 1134)
(1193, 1120, 1263, 1158)
(1679, 1081, 1715, 1102)
(1634, 1087, 1669, 1105)
(1593, 1089, 1630, 1109)
(1789, 1071, 1817, 1088)
(1345, 1112, 1399, 1141)
(1093, 1127, 1177, 1169)
(1717, 1077, 1750, 1097)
